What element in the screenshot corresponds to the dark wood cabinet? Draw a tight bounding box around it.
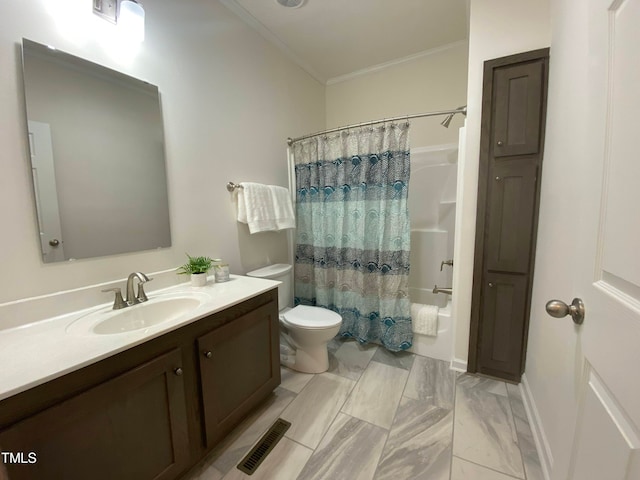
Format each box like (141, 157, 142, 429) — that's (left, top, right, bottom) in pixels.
(0, 289, 280, 480)
(485, 162, 538, 274)
(0, 349, 189, 480)
(492, 60, 545, 158)
(478, 273, 529, 378)
(198, 302, 280, 447)
(469, 49, 549, 382)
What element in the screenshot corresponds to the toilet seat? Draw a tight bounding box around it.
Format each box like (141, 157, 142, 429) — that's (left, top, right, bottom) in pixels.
(282, 305, 342, 330)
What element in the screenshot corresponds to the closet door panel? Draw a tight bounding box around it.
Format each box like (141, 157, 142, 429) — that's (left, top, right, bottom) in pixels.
(479, 273, 528, 380)
(486, 162, 538, 273)
(469, 48, 549, 381)
(493, 61, 544, 157)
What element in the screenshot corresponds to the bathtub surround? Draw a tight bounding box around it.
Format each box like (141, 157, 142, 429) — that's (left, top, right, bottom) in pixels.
(292, 123, 412, 352)
(406, 144, 458, 362)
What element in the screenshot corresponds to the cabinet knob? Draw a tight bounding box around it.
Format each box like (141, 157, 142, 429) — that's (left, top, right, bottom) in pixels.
(203, 351, 213, 359)
(497, 140, 504, 146)
(488, 282, 494, 288)
(174, 367, 183, 376)
(495, 176, 502, 181)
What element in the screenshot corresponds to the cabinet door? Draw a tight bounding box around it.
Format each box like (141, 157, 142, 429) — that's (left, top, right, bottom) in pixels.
(485, 162, 538, 273)
(198, 301, 279, 446)
(478, 273, 528, 381)
(0, 349, 190, 480)
(492, 61, 544, 157)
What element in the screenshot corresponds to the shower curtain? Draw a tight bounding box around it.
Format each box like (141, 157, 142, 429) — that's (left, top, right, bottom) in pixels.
(292, 123, 412, 351)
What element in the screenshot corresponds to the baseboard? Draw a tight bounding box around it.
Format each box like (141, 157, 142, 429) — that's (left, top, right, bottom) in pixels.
(520, 373, 553, 480)
(450, 357, 467, 372)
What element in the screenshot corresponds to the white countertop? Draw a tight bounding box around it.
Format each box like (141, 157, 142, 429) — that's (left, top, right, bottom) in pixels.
(0, 275, 279, 402)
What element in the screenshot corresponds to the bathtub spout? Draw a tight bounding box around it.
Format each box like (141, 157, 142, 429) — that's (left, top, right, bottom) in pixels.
(433, 285, 453, 295)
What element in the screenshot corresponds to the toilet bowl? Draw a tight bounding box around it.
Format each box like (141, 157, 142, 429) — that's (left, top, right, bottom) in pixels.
(280, 305, 342, 373)
(245, 264, 343, 374)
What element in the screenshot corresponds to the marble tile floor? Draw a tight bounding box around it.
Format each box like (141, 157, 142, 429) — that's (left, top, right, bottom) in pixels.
(184, 339, 544, 480)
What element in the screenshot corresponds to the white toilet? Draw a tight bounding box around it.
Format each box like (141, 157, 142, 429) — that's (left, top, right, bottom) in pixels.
(246, 263, 342, 374)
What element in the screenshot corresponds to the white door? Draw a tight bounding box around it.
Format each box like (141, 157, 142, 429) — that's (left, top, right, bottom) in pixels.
(28, 121, 66, 262)
(564, 0, 640, 477)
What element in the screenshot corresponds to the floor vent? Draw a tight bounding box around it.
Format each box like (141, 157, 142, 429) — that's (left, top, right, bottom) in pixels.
(237, 418, 291, 475)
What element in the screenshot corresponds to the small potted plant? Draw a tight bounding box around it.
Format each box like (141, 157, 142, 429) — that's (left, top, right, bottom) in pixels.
(177, 254, 221, 287)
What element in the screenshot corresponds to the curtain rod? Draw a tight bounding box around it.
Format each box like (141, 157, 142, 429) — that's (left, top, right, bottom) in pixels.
(286, 106, 467, 146)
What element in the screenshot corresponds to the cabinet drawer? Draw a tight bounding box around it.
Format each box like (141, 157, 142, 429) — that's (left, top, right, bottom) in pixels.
(0, 349, 190, 480)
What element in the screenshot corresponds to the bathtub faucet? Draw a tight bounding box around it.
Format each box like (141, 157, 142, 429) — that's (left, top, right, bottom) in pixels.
(433, 285, 453, 295)
(440, 259, 454, 271)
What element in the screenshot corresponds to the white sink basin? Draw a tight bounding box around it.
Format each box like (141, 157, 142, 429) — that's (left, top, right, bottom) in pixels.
(66, 292, 211, 335)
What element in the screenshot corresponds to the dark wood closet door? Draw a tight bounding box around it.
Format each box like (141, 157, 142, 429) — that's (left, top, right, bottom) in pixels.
(492, 61, 544, 157)
(486, 162, 538, 273)
(469, 48, 549, 382)
(479, 273, 529, 378)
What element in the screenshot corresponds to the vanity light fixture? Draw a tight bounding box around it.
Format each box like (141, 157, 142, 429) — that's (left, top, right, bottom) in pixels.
(93, 0, 145, 43)
(119, 0, 145, 42)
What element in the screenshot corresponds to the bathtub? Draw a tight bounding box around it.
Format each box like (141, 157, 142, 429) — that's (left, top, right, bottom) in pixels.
(408, 292, 453, 362)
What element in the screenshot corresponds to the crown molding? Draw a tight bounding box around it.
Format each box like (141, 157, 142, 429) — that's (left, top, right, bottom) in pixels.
(326, 40, 468, 86)
(219, 0, 467, 87)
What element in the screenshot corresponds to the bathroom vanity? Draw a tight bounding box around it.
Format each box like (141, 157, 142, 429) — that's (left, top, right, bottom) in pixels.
(0, 277, 280, 480)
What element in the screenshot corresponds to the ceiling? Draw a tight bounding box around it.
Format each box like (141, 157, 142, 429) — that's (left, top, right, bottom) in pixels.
(219, 0, 469, 84)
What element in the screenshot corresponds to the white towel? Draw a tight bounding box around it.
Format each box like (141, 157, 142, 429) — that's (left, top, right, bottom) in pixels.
(411, 303, 439, 336)
(236, 182, 295, 234)
(269, 185, 295, 230)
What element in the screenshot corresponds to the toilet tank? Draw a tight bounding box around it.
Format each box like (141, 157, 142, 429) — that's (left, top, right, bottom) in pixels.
(245, 263, 292, 310)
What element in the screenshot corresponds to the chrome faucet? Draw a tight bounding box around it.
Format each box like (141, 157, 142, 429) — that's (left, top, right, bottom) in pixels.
(433, 285, 453, 295)
(440, 259, 454, 271)
(101, 272, 152, 310)
(125, 272, 152, 305)
(101, 287, 128, 310)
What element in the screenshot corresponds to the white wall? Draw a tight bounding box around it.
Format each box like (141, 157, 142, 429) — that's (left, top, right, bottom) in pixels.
(326, 43, 468, 148)
(0, 0, 324, 309)
(454, 0, 551, 367)
(526, 0, 589, 477)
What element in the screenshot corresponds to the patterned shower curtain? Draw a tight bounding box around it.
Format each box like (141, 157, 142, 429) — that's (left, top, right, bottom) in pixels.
(292, 123, 412, 351)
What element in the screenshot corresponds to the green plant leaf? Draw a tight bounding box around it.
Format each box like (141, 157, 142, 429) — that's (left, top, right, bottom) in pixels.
(176, 253, 217, 275)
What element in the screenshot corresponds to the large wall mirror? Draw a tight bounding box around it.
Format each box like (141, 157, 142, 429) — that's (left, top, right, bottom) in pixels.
(21, 39, 171, 263)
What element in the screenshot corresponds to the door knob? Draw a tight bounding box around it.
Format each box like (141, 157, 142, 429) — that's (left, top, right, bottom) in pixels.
(49, 239, 60, 247)
(545, 298, 585, 325)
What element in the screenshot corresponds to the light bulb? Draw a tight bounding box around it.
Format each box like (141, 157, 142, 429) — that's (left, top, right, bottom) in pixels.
(119, 0, 145, 43)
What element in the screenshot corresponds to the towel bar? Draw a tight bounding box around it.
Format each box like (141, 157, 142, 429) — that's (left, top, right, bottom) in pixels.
(227, 182, 243, 192)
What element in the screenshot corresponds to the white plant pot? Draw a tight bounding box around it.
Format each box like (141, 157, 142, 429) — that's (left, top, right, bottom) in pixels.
(190, 272, 207, 287)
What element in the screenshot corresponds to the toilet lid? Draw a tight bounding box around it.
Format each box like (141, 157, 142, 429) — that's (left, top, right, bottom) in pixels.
(282, 305, 342, 330)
